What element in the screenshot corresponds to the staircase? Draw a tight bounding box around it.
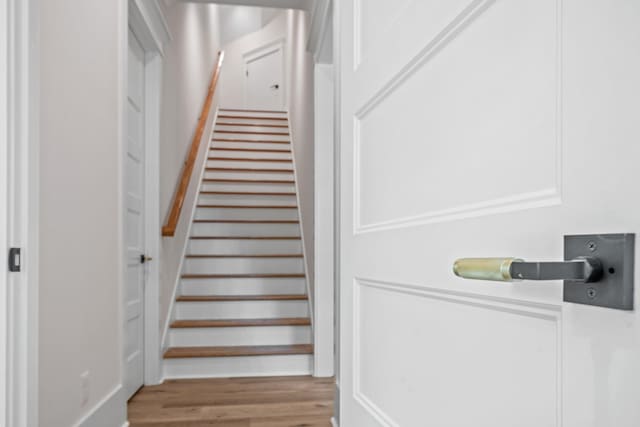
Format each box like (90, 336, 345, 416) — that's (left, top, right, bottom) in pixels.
(163, 108, 313, 379)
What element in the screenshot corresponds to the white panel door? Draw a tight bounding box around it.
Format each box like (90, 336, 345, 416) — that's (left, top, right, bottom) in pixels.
(338, 1, 640, 426)
(246, 47, 284, 110)
(125, 28, 146, 400)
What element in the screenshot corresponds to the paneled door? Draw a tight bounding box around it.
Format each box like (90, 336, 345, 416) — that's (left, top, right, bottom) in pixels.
(125, 28, 146, 400)
(338, 1, 640, 426)
(245, 45, 284, 110)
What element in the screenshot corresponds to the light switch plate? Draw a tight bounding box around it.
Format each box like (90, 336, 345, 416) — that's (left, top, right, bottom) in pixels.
(564, 234, 635, 310)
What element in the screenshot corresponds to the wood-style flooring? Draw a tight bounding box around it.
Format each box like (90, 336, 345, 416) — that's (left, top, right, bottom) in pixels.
(127, 375, 335, 427)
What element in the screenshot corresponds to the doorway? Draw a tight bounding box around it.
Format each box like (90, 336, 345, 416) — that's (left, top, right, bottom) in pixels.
(244, 40, 285, 110)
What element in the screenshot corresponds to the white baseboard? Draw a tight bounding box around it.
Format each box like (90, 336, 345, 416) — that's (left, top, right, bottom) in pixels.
(72, 385, 127, 427)
(331, 417, 338, 427)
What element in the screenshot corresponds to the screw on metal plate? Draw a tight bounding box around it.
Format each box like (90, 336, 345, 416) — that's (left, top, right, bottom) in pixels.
(587, 241, 597, 252)
(586, 288, 597, 299)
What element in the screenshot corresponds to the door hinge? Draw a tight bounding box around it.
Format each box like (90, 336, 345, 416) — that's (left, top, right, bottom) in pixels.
(8, 247, 21, 272)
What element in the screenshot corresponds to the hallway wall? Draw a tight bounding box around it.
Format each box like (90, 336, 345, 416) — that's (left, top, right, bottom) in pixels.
(39, 1, 126, 426)
(158, 2, 224, 335)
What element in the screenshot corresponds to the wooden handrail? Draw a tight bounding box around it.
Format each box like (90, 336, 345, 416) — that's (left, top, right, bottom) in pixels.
(162, 51, 224, 237)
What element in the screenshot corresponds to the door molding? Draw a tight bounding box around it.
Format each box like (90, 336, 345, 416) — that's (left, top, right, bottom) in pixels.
(4, 0, 39, 426)
(313, 63, 335, 377)
(242, 37, 286, 109)
(128, 0, 170, 386)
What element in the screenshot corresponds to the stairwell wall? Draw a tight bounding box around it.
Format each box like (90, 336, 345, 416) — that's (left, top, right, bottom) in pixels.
(158, 2, 224, 334)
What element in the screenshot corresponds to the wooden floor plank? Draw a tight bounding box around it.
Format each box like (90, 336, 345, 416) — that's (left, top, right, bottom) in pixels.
(128, 376, 335, 426)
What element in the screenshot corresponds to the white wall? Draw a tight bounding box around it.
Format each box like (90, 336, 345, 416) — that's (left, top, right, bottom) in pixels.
(158, 2, 223, 337)
(218, 5, 280, 46)
(219, 9, 316, 307)
(39, 0, 126, 425)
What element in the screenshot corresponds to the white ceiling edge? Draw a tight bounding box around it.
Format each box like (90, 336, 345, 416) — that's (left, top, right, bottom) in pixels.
(307, 0, 332, 64)
(176, 0, 314, 12)
(130, 0, 173, 56)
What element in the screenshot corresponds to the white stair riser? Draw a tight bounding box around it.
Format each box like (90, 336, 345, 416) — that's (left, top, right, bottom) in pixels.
(210, 141, 291, 151)
(175, 300, 309, 320)
(209, 150, 292, 161)
(201, 183, 296, 193)
(168, 325, 311, 347)
(180, 278, 306, 295)
(188, 239, 302, 254)
(163, 354, 312, 379)
(216, 116, 289, 125)
(194, 207, 299, 221)
(204, 171, 295, 181)
(192, 222, 300, 236)
(198, 194, 297, 205)
(215, 125, 289, 133)
(183, 257, 304, 274)
(219, 110, 287, 118)
(212, 132, 289, 142)
(206, 159, 293, 170)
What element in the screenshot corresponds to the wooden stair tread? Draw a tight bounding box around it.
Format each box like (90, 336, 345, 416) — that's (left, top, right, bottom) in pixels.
(211, 147, 291, 153)
(163, 344, 313, 359)
(217, 114, 288, 121)
(170, 318, 311, 328)
(212, 138, 290, 144)
(189, 236, 301, 240)
(196, 204, 298, 209)
(186, 254, 303, 258)
(176, 294, 308, 302)
(219, 108, 287, 113)
(205, 167, 294, 173)
(214, 130, 289, 136)
(202, 178, 295, 184)
(216, 122, 289, 128)
(193, 219, 299, 223)
(182, 273, 305, 279)
(208, 157, 293, 163)
(200, 191, 296, 196)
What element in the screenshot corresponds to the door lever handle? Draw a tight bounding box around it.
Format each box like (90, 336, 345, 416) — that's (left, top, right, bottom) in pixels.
(270, 84, 279, 89)
(452, 234, 634, 310)
(453, 257, 603, 283)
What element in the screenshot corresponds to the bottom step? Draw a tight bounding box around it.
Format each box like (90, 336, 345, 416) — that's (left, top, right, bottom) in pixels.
(163, 351, 313, 379)
(164, 344, 313, 358)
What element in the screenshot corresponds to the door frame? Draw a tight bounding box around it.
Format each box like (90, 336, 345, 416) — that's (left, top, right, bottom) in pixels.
(4, 0, 39, 426)
(127, 0, 171, 387)
(242, 38, 286, 109)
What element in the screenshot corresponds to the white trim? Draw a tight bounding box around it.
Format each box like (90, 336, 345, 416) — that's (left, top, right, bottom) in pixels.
(313, 64, 335, 377)
(129, 0, 171, 387)
(0, 0, 9, 423)
(71, 385, 127, 427)
(129, 0, 171, 57)
(160, 108, 222, 358)
(287, 110, 314, 329)
(6, 0, 39, 426)
(243, 38, 286, 110)
(331, 417, 339, 427)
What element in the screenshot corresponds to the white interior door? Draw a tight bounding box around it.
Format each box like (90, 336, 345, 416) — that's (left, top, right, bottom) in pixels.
(125, 28, 146, 400)
(246, 46, 284, 110)
(338, 1, 640, 426)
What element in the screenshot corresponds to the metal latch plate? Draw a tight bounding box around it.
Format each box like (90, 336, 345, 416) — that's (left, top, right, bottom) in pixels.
(564, 234, 634, 310)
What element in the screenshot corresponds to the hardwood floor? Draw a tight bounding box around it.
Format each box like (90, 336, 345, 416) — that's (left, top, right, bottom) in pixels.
(127, 376, 335, 427)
